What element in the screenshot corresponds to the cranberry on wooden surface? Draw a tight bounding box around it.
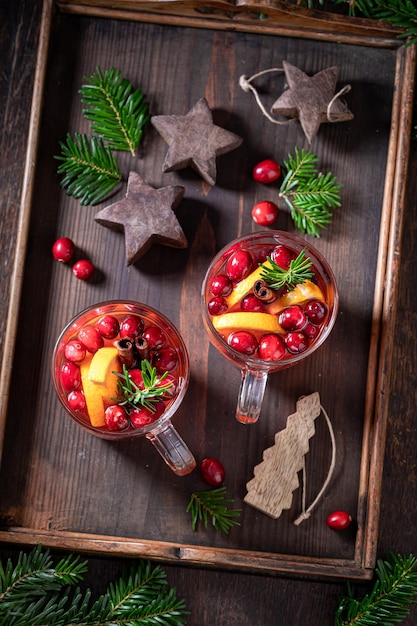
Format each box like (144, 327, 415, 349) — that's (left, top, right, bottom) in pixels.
(326, 510, 352, 530)
(251, 201, 279, 227)
(72, 259, 94, 280)
(252, 159, 281, 183)
(200, 457, 225, 486)
(52, 237, 75, 263)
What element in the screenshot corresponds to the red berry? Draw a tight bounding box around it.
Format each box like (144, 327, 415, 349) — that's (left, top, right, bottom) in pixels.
(96, 315, 120, 339)
(208, 296, 228, 315)
(210, 274, 232, 297)
(303, 322, 320, 339)
(305, 300, 328, 324)
(60, 362, 81, 391)
(64, 339, 86, 363)
(200, 457, 225, 486)
(326, 510, 352, 530)
(67, 390, 86, 411)
(153, 347, 178, 373)
(157, 373, 178, 398)
(128, 369, 145, 389)
(279, 305, 307, 331)
(72, 259, 94, 280)
(143, 326, 166, 350)
(78, 325, 104, 353)
(251, 201, 279, 227)
(252, 159, 281, 183)
(241, 294, 265, 312)
(228, 331, 258, 355)
(52, 237, 75, 263)
(270, 245, 294, 269)
(259, 334, 286, 360)
(105, 405, 129, 431)
(120, 315, 144, 340)
(285, 331, 309, 354)
(130, 400, 165, 428)
(226, 249, 253, 283)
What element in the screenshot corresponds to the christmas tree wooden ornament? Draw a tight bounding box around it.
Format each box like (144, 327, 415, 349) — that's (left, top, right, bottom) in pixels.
(151, 97, 243, 185)
(244, 392, 336, 524)
(94, 171, 187, 265)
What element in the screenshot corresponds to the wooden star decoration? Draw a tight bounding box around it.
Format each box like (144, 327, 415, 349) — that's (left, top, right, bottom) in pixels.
(94, 171, 187, 265)
(271, 61, 354, 143)
(151, 97, 243, 185)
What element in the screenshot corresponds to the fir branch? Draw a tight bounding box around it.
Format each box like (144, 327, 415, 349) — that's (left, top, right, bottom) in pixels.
(55, 132, 122, 205)
(279, 147, 342, 237)
(80, 66, 150, 156)
(334, 553, 417, 625)
(186, 487, 241, 533)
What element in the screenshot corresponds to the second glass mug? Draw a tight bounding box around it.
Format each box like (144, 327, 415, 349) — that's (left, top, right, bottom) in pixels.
(52, 300, 196, 476)
(201, 231, 339, 424)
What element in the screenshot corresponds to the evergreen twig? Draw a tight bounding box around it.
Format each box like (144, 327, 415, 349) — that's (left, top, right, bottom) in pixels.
(186, 487, 241, 533)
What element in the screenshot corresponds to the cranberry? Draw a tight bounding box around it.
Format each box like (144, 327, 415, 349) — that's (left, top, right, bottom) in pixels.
(304, 322, 320, 339)
(200, 457, 225, 486)
(326, 510, 352, 530)
(252, 159, 281, 183)
(279, 305, 307, 331)
(130, 400, 165, 428)
(60, 362, 81, 391)
(208, 297, 228, 315)
(157, 373, 178, 398)
(228, 331, 258, 355)
(120, 315, 144, 340)
(241, 294, 265, 312)
(258, 334, 286, 360)
(226, 249, 253, 283)
(153, 347, 178, 373)
(78, 325, 104, 353)
(251, 201, 279, 226)
(210, 274, 232, 297)
(270, 245, 294, 269)
(72, 259, 94, 280)
(52, 237, 75, 263)
(285, 331, 309, 354)
(305, 300, 328, 324)
(128, 369, 145, 389)
(105, 405, 129, 431)
(96, 315, 120, 339)
(67, 390, 86, 411)
(64, 339, 86, 363)
(143, 326, 166, 350)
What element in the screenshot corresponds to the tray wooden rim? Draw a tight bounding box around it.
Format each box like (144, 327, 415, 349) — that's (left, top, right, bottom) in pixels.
(1, 0, 416, 580)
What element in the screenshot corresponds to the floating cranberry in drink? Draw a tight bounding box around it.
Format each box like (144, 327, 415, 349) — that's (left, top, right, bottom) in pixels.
(202, 231, 338, 424)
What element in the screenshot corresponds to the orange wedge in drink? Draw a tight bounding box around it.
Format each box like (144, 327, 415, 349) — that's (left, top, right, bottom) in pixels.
(80, 347, 122, 427)
(269, 280, 325, 314)
(212, 311, 283, 334)
(225, 260, 273, 309)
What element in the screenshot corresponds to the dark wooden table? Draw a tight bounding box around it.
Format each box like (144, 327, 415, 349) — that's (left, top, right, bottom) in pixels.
(2, 1, 417, 624)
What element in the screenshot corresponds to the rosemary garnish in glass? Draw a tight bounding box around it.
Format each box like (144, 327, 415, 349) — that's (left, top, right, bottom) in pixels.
(114, 360, 173, 413)
(260, 250, 314, 291)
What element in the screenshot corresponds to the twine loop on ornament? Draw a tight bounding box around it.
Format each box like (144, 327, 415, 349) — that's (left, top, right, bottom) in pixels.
(293, 403, 337, 526)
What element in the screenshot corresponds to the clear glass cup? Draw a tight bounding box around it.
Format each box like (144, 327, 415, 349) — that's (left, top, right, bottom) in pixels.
(201, 231, 338, 424)
(52, 300, 196, 476)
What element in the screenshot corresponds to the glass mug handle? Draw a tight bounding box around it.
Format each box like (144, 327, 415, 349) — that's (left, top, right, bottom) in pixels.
(146, 421, 196, 476)
(236, 368, 269, 424)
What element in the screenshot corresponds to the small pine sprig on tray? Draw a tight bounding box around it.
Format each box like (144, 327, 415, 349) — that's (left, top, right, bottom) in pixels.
(279, 147, 342, 237)
(0, 544, 188, 626)
(55, 132, 122, 206)
(334, 552, 417, 626)
(186, 486, 241, 533)
(80, 66, 150, 156)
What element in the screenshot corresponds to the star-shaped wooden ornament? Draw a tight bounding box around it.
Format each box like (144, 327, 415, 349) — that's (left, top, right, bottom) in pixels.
(151, 97, 243, 185)
(271, 61, 354, 143)
(94, 171, 187, 265)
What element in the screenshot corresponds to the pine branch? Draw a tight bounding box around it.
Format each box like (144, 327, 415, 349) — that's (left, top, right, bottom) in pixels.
(334, 553, 417, 625)
(55, 132, 122, 205)
(80, 66, 150, 156)
(186, 487, 241, 533)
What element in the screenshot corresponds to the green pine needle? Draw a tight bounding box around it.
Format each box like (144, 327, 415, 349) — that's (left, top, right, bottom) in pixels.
(335, 553, 417, 626)
(55, 132, 122, 205)
(186, 487, 241, 533)
(260, 249, 314, 290)
(80, 66, 150, 156)
(279, 147, 342, 237)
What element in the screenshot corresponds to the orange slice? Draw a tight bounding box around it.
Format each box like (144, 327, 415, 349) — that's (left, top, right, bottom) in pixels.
(269, 280, 325, 314)
(212, 311, 283, 334)
(225, 260, 273, 309)
(80, 355, 106, 427)
(88, 346, 122, 402)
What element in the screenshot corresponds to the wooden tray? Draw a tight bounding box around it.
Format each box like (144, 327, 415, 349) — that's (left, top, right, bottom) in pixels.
(0, 0, 415, 580)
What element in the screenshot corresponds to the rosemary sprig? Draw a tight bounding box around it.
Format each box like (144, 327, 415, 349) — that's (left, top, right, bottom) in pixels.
(80, 66, 150, 156)
(114, 360, 173, 412)
(55, 132, 122, 205)
(260, 249, 314, 290)
(334, 552, 417, 625)
(186, 487, 241, 533)
(279, 147, 342, 237)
